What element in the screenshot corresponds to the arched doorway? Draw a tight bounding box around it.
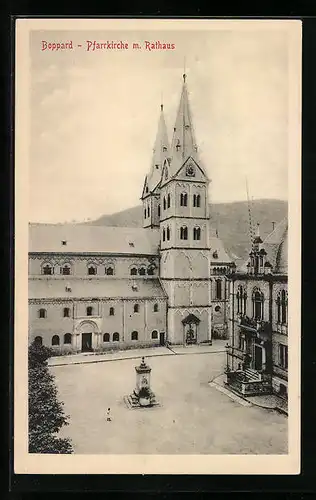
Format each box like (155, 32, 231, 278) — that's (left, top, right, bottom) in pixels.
(78, 321, 99, 352)
(182, 314, 200, 345)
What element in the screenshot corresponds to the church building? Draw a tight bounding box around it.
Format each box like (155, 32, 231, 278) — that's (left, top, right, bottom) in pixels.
(28, 74, 234, 353)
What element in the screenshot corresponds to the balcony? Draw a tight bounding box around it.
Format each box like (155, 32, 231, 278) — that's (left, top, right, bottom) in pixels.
(238, 315, 271, 339)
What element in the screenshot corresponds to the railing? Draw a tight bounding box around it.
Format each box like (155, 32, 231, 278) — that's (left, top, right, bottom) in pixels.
(238, 315, 272, 337)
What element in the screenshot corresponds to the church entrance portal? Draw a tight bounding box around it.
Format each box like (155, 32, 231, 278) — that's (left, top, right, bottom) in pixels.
(182, 314, 200, 345)
(82, 332, 92, 352)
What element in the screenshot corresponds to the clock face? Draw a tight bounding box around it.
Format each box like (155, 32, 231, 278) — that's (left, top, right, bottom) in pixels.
(186, 164, 195, 177)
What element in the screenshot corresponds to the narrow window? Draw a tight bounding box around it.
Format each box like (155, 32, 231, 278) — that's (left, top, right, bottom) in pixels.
(63, 307, 70, 318)
(86, 306, 93, 316)
(196, 194, 201, 207)
(134, 304, 139, 313)
(39, 308, 47, 319)
(215, 280, 222, 300)
(153, 303, 159, 312)
(158, 204, 161, 217)
(163, 197, 166, 210)
(167, 193, 171, 208)
(52, 335, 60, 346)
(139, 267, 146, 276)
(252, 290, 264, 321)
(130, 267, 137, 276)
(193, 227, 201, 240)
(183, 226, 188, 240)
(106, 266, 114, 275)
(279, 344, 288, 369)
(147, 266, 155, 275)
(113, 332, 120, 342)
(64, 333, 72, 344)
(147, 205, 150, 218)
(131, 331, 138, 341)
(193, 194, 196, 207)
(144, 208, 146, 219)
(163, 228, 166, 242)
(109, 307, 115, 316)
(281, 290, 287, 324)
(103, 333, 110, 342)
(151, 330, 158, 339)
(34, 336, 42, 346)
(167, 226, 170, 241)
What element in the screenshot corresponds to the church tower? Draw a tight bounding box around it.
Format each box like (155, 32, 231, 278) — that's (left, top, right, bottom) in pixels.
(141, 104, 169, 228)
(159, 74, 212, 345)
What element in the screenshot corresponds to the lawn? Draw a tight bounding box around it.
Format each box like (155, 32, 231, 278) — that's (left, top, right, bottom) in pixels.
(51, 349, 288, 454)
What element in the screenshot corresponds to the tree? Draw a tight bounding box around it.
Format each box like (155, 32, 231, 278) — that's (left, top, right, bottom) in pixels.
(28, 341, 73, 454)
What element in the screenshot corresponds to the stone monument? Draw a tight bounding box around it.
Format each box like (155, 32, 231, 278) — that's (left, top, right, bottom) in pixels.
(124, 357, 160, 409)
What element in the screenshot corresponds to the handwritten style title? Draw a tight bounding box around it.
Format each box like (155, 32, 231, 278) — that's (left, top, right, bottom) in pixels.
(41, 40, 176, 52)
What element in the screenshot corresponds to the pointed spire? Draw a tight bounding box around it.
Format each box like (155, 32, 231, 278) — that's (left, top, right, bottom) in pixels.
(146, 104, 169, 192)
(170, 73, 198, 169)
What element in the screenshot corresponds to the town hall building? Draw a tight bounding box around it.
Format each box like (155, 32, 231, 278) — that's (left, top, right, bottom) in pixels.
(28, 74, 235, 353)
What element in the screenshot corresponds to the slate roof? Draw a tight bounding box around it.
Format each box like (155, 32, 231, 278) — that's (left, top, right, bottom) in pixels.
(263, 217, 288, 274)
(29, 224, 160, 255)
(209, 236, 233, 264)
(29, 278, 166, 300)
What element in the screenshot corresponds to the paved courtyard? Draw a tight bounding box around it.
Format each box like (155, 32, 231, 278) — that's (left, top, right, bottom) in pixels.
(50, 345, 288, 454)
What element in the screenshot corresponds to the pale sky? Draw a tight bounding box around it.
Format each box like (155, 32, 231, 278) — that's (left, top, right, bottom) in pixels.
(29, 27, 290, 223)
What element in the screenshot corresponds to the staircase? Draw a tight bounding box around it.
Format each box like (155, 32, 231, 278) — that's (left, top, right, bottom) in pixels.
(244, 368, 262, 382)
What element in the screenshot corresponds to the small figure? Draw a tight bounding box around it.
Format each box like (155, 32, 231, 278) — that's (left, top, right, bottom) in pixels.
(106, 407, 111, 422)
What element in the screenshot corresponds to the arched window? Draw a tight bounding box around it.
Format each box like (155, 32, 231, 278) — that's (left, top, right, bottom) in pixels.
(106, 266, 114, 275)
(167, 193, 171, 208)
(34, 336, 42, 346)
(193, 227, 201, 240)
(134, 304, 139, 313)
(147, 266, 155, 275)
(52, 335, 60, 346)
(193, 194, 196, 207)
(252, 289, 264, 321)
(162, 228, 166, 242)
(61, 263, 71, 275)
(144, 208, 146, 219)
(103, 333, 110, 342)
(139, 267, 146, 276)
(113, 332, 120, 342)
(63, 307, 70, 318)
(39, 308, 47, 319)
(167, 226, 170, 241)
(130, 267, 137, 276)
(180, 226, 188, 240)
(180, 192, 188, 207)
(153, 303, 159, 312)
(131, 331, 138, 341)
(163, 196, 166, 210)
(86, 306, 93, 316)
(237, 285, 246, 314)
(147, 206, 150, 218)
(196, 194, 201, 207)
(109, 307, 114, 316)
(64, 333, 72, 344)
(158, 204, 161, 217)
(151, 330, 158, 339)
(259, 256, 264, 267)
(88, 265, 97, 275)
(42, 263, 53, 275)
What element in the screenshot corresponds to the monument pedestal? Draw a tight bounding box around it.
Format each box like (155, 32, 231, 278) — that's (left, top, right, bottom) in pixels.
(124, 357, 160, 409)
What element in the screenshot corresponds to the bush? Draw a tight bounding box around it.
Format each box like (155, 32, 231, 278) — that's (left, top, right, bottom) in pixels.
(28, 341, 73, 454)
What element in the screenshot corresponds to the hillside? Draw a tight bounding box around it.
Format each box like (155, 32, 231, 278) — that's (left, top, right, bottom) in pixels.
(89, 199, 288, 261)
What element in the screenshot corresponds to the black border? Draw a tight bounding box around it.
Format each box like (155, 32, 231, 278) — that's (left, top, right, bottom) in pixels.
(6, 13, 316, 494)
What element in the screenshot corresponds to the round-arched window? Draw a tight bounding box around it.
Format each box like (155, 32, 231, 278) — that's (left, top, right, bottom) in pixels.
(103, 333, 110, 342)
(52, 335, 60, 346)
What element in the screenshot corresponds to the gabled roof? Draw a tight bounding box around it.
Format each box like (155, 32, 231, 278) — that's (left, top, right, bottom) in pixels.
(209, 235, 234, 264)
(29, 278, 166, 300)
(29, 224, 160, 255)
(263, 216, 288, 274)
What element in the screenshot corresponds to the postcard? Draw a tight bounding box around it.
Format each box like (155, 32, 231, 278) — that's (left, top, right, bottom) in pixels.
(14, 18, 301, 475)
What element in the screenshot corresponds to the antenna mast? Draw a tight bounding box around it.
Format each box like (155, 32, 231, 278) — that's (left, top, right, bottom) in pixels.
(246, 178, 255, 249)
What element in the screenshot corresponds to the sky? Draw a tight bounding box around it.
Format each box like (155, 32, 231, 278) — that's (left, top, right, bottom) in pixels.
(29, 27, 290, 223)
